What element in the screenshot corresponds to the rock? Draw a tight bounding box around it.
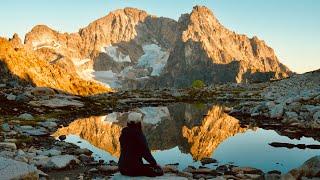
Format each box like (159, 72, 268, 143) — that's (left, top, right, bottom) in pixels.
(217, 165, 230, 172)
(269, 142, 295, 149)
(0, 142, 17, 150)
(183, 166, 196, 173)
(0, 157, 39, 179)
(1, 123, 10, 132)
(0, 84, 6, 88)
(162, 164, 179, 173)
(16, 149, 26, 156)
(270, 104, 284, 119)
(98, 165, 119, 173)
(79, 154, 93, 163)
(265, 173, 281, 180)
(39, 121, 57, 129)
(231, 167, 264, 175)
(200, 157, 217, 165)
(74, 148, 92, 156)
(284, 156, 320, 178)
(16, 93, 30, 102)
(111, 172, 188, 179)
(6, 93, 16, 101)
(45, 155, 79, 169)
(19, 126, 48, 136)
(267, 170, 281, 175)
(31, 87, 55, 96)
(18, 113, 34, 120)
(109, 160, 118, 166)
(313, 111, 320, 122)
(38, 149, 61, 156)
(58, 135, 67, 141)
(285, 111, 298, 120)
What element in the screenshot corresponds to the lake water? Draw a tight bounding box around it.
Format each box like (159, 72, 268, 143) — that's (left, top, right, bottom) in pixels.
(54, 103, 320, 173)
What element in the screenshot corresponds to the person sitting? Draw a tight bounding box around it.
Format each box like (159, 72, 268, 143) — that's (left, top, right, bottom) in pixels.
(118, 112, 164, 177)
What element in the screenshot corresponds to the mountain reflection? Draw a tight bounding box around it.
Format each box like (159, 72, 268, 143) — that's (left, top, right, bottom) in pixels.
(53, 103, 248, 159)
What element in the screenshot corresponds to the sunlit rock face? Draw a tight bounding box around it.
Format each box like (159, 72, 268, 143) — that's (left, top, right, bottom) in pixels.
(53, 104, 248, 160)
(0, 38, 110, 96)
(182, 106, 247, 160)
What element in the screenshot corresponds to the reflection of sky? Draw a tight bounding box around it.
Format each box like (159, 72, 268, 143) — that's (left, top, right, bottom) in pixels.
(65, 128, 320, 173)
(213, 128, 320, 173)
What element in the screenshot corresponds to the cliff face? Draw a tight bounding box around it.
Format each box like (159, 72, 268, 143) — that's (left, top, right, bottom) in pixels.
(24, 6, 291, 89)
(0, 38, 111, 95)
(159, 6, 292, 87)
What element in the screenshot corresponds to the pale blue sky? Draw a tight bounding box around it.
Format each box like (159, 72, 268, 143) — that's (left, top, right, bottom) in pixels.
(1, 0, 319, 73)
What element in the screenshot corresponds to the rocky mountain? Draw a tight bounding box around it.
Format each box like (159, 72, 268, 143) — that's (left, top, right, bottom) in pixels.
(23, 6, 291, 89)
(0, 37, 111, 96)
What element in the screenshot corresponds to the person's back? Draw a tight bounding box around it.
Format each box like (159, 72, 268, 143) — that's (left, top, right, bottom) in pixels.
(118, 112, 163, 177)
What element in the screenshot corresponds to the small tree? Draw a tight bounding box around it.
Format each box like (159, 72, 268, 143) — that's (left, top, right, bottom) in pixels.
(192, 80, 205, 89)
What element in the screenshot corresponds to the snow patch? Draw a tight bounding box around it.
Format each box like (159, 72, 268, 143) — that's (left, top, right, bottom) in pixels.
(137, 44, 170, 76)
(101, 113, 119, 124)
(101, 45, 131, 63)
(72, 58, 91, 67)
(138, 106, 170, 125)
(33, 41, 61, 50)
(93, 70, 121, 89)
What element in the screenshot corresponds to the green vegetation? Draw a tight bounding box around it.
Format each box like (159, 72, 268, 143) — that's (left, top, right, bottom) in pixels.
(192, 80, 205, 89)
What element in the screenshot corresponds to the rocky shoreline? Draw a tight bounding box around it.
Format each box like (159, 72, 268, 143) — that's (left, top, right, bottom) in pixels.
(1, 71, 320, 179)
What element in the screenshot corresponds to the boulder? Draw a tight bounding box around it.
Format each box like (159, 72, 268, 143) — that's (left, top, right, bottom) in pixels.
(6, 93, 16, 101)
(269, 104, 284, 119)
(18, 113, 34, 120)
(31, 87, 55, 96)
(231, 167, 264, 175)
(0, 157, 39, 179)
(38, 149, 61, 156)
(1, 123, 10, 132)
(284, 156, 320, 178)
(200, 157, 218, 165)
(97, 165, 119, 173)
(313, 111, 320, 122)
(0, 142, 17, 151)
(44, 155, 79, 169)
(39, 121, 57, 129)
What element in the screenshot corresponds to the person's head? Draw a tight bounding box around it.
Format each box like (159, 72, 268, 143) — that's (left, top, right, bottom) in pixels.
(127, 112, 142, 130)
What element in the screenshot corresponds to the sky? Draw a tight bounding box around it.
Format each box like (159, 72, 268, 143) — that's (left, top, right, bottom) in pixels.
(0, 0, 319, 73)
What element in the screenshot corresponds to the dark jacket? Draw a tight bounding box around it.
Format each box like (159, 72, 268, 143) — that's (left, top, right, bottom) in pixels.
(118, 126, 156, 170)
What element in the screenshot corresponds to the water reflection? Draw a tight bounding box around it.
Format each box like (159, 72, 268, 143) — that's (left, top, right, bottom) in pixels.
(53, 103, 320, 172)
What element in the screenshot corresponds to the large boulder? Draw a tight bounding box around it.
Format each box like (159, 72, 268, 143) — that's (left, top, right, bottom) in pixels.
(284, 156, 320, 178)
(0, 157, 39, 179)
(44, 155, 79, 169)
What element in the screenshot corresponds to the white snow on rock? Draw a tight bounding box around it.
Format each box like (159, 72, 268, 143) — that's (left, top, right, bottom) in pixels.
(72, 58, 91, 67)
(0, 157, 39, 179)
(137, 44, 170, 76)
(101, 112, 119, 123)
(138, 106, 170, 125)
(93, 70, 119, 88)
(101, 45, 131, 63)
(33, 40, 61, 50)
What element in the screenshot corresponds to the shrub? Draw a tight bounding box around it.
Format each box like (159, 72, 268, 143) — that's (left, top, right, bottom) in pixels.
(192, 80, 205, 89)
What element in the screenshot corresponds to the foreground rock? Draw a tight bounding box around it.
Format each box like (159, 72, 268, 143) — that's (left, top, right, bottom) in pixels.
(284, 155, 320, 179)
(0, 157, 40, 179)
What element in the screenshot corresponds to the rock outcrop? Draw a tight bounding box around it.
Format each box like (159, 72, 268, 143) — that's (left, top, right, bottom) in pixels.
(0, 38, 111, 95)
(23, 6, 291, 89)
